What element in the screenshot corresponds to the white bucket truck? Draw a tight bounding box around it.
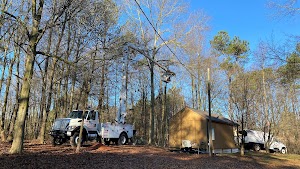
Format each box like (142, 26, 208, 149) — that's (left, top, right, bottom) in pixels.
(239, 129, 287, 154)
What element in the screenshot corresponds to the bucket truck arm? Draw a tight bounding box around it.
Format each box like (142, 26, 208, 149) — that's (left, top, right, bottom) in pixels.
(115, 42, 175, 124)
(114, 44, 129, 124)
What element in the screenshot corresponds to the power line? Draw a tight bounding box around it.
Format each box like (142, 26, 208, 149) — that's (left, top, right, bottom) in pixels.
(133, 0, 197, 78)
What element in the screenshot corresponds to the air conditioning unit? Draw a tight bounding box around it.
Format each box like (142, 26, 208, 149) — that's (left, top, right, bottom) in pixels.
(182, 140, 192, 148)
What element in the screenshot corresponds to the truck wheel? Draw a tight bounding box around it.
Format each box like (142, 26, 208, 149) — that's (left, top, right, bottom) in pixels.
(52, 137, 62, 146)
(103, 138, 110, 145)
(253, 144, 261, 151)
(70, 132, 83, 147)
(281, 148, 287, 154)
(96, 136, 102, 143)
(118, 133, 128, 145)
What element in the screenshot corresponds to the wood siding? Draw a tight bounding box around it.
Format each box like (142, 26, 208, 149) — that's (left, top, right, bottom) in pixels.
(169, 107, 237, 149)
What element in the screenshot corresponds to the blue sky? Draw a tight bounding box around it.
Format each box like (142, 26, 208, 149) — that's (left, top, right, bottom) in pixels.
(190, 0, 300, 50)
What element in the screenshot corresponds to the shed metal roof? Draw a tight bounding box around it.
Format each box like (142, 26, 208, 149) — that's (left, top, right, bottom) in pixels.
(186, 107, 239, 126)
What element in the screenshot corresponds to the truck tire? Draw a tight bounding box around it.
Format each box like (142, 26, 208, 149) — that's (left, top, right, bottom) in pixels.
(118, 133, 128, 145)
(281, 148, 287, 154)
(52, 137, 63, 146)
(96, 136, 102, 143)
(253, 144, 261, 151)
(104, 140, 110, 146)
(70, 132, 83, 147)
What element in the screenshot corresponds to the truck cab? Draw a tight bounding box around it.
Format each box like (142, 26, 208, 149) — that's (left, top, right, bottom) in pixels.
(49, 110, 101, 147)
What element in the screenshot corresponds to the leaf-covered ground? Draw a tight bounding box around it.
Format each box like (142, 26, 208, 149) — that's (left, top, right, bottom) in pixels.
(0, 141, 299, 169)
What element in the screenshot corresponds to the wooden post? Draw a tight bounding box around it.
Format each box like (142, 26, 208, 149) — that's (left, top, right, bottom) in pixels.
(207, 68, 214, 157)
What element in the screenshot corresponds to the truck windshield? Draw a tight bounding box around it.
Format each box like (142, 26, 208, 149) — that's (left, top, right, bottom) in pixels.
(66, 111, 88, 119)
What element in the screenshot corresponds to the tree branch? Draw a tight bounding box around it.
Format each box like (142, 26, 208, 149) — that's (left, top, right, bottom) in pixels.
(36, 51, 74, 66)
(3, 11, 30, 38)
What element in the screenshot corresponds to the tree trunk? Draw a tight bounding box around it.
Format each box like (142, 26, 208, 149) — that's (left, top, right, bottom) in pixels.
(38, 13, 67, 143)
(70, 38, 82, 111)
(97, 61, 106, 121)
(37, 28, 52, 143)
(149, 60, 155, 145)
(62, 24, 73, 116)
(7, 46, 20, 142)
(9, 43, 36, 154)
(142, 87, 147, 140)
(0, 45, 7, 98)
(162, 83, 167, 147)
(0, 47, 17, 142)
(241, 112, 245, 156)
(9, 0, 44, 154)
(0, 45, 8, 141)
(191, 76, 195, 108)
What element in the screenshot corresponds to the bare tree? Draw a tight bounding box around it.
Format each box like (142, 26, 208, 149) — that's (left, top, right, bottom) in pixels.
(3, 0, 86, 154)
(267, 0, 300, 19)
(0, 39, 17, 142)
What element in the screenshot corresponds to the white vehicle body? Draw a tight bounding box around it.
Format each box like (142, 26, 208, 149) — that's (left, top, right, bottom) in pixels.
(66, 110, 100, 139)
(101, 123, 134, 138)
(50, 109, 135, 146)
(49, 110, 101, 146)
(241, 129, 287, 154)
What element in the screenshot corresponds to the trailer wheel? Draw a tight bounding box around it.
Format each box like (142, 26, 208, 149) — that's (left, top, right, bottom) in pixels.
(253, 144, 261, 151)
(118, 133, 128, 145)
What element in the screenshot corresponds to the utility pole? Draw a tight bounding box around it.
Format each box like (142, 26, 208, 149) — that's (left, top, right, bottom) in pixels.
(207, 68, 214, 157)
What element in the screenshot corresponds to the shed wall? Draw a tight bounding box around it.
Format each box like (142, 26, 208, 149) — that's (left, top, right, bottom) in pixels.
(212, 122, 236, 149)
(169, 108, 207, 148)
(169, 107, 237, 150)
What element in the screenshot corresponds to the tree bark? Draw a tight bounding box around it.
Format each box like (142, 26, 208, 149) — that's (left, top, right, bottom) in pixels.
(7, 46, 20, 142)
(149, 60, 155, 145)
(0, 44, 8, 141)
(9, 38, 37, 154)
(37, 28, 52, 144)
(97, 61, 106, 121)
(9, 0, 44, 154)
(0, 45, 17, 142)
(38, 12, 67, 143)
(0, 45, 7, 98)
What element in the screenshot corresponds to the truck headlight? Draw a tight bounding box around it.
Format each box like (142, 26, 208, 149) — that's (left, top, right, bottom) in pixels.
(68, 126, 76, 131)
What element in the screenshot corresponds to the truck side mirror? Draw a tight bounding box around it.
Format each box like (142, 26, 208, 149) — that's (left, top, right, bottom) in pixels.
(239, 130, 247, 136)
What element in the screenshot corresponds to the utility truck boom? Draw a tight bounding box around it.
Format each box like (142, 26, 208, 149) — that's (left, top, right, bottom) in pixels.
(49, 42, 174, 147)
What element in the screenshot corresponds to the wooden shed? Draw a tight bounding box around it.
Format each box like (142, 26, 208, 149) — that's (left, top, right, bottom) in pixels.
(169, 107, 238, 153)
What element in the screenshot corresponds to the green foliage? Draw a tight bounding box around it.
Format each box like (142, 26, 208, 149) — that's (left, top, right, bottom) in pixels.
(278, 45, 300, 85)
(210, 31, 249, 61)
(210, 31, 230, 54)
(227, 36, 249, 60)
(210, 31, 249, 76)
